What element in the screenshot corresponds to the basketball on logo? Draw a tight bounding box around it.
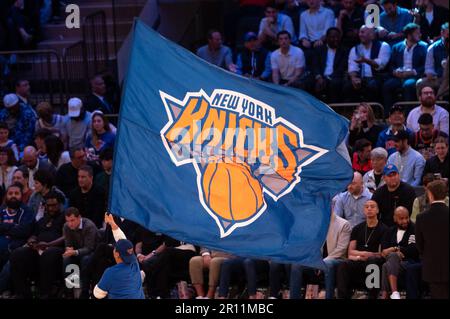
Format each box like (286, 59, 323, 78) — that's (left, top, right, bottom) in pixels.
(202, 159, 264, 222)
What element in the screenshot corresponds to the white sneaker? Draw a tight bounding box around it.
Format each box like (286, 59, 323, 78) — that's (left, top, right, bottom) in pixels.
(390, 291, 401, 299)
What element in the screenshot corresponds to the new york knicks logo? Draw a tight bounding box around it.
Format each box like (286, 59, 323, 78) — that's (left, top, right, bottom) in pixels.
(160, 89, 327, 237)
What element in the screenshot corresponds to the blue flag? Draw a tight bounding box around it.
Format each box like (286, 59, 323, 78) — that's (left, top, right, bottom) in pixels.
(110, 20, 353, 268)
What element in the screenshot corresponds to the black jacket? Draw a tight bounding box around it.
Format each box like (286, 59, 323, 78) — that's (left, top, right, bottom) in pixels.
(417, 5, 449, 43)
(84, 93, 115, 114)
(381, 222, 419, 261)
(311, 45, 349, 79)
(416, 202, 449, 283)
(372, 182, 417, 227)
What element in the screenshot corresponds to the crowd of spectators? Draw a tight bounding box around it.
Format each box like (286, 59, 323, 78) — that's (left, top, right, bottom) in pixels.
(0, 0, 448, 299)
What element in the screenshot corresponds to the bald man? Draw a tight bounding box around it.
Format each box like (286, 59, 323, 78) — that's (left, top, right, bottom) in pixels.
(19, 146, 56, 189)
(343, 25, 391, 103)
(334, 172, 373, 228)
(380, 206, 419, 299)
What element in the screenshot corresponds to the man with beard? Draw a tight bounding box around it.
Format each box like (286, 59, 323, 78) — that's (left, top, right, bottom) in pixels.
(380, 206, 419, 299)
(10, 191, 66, 298)
(407, 86, 449, 135)
(410, 113, 448, 160)
(0, 183, 34, 293)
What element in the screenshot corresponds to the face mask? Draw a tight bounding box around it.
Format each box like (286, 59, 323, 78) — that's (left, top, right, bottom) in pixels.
(6, 199, 21, 210)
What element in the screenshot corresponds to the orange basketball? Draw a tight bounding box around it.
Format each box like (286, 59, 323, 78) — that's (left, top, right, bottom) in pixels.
(202, 160, 264, 221)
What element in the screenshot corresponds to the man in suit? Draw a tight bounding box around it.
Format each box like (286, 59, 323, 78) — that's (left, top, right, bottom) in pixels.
(382, 23, 428, 114)
(310, 27, 349, 102)
(415, 179, 449, 299)
(84, 75, 114, 114)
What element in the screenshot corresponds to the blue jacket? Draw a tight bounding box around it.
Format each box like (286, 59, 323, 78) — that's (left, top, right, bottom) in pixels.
(0, 203, 35, 251)
(430, 38, 447, 78)
(376, 126, 413, 156)
(0, 104, 36, 152)
(389, 40, 428, 78)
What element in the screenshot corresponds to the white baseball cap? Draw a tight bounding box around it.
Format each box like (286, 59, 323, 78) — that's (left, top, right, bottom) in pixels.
(3, 94, 19, 108)
(68, 97, 83, 117)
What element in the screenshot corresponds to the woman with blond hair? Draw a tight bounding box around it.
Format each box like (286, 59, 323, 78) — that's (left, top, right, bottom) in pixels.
(349, 102, 384, 148)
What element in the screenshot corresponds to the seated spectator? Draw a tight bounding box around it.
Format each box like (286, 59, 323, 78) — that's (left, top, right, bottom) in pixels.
(421, 136, 449, 180)
(387, 130, 426, 186)
(235, 32, 272, 81)
(363, 147, 388, 193)
(28, 169, 66, 219)
(0, 147, 18, 194)
(34, 128, 52, 162)
(378, 0, 413, 46)
(35, 101, 67, 147)
(406, 86, 449, 135)
(12, 168, 33, 204)
(68, 165, 106, 228)
(334, 172, 372, 228)
(94, 147, 113, 199)
(290, 211, 351, 299)
(0, 93, 36, 154)
(10, 191, 65, 298)
(84, 75, 115, 115)
(372, 164, 416, 226)
(310, 27, 349, 102)
(411, 173, 448, 222)
(15, 79, 34, 112)
(412, 0, 449, 44)
(382, 23, 428, 114)
(56, 148, 101, 196)
(62, 207, 98, 299)
(349, 103, 385, 150)
(20, 146, 56, 190)
(343, 26, 391, 103)
(0, 183, 34, 289)
(149, 241, 197, 299)
(410, 113, 448, 160)
(134, 226, 179, 298)
(0, 122, 19, 161)
(189, 248, 232, 299)
(336, 200, 387, 299)
(64, 98, 92, 151)
(376, 105, 412, 156)
(416, 22, 448, 94)
(298, 0, 335, 50)
(380, 206, 420, 299)
(271, 30, 306, 88)
(94, 238, 145, 299)
(197, 30, 235, 71)
(352, 138, 373, 175)
(85, 111, 116, 160)
(336, 0, 365, 48)
(217, 257, 268, 299)
(258, 3, 297, 49)
(44, 135, 70, 170)
(415, 179, 449, 299)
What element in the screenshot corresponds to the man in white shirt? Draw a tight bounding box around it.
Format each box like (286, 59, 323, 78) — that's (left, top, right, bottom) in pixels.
(298, 0, 335, 49)
(343, 25, 391, 103)
(406, 86, 449, 135)
(416, 22, 448, 94)
(271, 30, 306, 89)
